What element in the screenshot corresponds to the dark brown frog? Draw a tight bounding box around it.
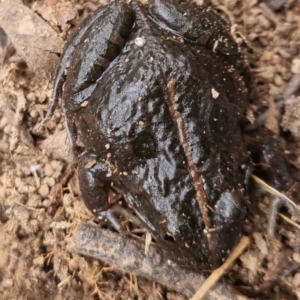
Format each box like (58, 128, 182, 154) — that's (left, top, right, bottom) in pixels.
(44, 0, 299, 270)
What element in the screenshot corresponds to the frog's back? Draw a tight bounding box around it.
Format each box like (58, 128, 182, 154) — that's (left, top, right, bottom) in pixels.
(78, 4, 250, 269)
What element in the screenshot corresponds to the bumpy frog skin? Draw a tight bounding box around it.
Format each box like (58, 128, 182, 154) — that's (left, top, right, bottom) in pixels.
(45, 0, 296, 270)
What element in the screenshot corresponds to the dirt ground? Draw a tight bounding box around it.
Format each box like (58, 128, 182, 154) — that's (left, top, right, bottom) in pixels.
(0, 0, 300, 299)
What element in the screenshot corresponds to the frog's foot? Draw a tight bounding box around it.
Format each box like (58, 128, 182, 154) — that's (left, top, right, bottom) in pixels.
(96, 208, 126, 234)
(268, 195, 300, 236)
(251, 174, 300, 236)
(94, 203, 143, 234)
(78, 153, 144, 235)
(110, 203, 144, 228)
(246, 128, 300, 235)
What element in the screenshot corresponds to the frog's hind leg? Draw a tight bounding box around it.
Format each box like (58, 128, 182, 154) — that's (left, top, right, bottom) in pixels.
(42, 1, 134, 123)
(244, 128, 300, 235)
(268, 195, 300, 236)
(63, 1, 134, 113)
(41, 6, 111, 123)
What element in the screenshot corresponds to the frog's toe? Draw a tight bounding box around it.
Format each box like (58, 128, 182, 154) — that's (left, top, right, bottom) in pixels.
(98, 208, 126, 234)
(268, 195, 300, 236)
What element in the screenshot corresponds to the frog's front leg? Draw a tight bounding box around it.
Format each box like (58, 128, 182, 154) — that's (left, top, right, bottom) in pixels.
(77, 152, 120, 230)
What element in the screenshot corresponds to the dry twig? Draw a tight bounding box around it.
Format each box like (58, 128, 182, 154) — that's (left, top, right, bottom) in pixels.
(73, 222, 250, 300)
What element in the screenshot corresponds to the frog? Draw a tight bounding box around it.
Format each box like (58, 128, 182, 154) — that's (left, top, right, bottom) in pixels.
(44, 0, 299, 271)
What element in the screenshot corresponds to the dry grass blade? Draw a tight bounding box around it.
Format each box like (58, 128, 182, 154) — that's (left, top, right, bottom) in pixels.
(251, 174, 300, 235)
(190, 236, 250, 300)
(144, 230, 152, 254)
(57, 272, 74, 289)
(278, 213, 300, 230)
(251, 174, 299, 209)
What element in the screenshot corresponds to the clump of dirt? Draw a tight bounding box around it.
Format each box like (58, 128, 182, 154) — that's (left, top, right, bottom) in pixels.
(0, 0, 300, 299)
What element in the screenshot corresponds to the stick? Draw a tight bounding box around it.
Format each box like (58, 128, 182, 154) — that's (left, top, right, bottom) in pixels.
(73, 222, 250, 299)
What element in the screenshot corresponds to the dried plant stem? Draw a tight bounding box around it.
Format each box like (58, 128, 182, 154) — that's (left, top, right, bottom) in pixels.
(279, 213, 300, 230)
(251, 175, 298, 209)
(190, 236, 250, 300)
(73, 222, 250, 300)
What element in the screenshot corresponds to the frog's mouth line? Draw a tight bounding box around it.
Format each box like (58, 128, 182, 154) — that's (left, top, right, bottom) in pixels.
(166, 79, 215, 253)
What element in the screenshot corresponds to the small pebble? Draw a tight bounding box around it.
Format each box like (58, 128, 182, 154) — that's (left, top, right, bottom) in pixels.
(29, 219, 38, 227)
(3, 125, 12, 134)
(33, 255, 45, 267)
(257, 66, 276, 82)
(292, 252, 300, 263)
(257, 14, 271, 29)
(15, 178, 36, 194)
(26, 194, 42, 208)
(26, 92, 36, 102)
(2, 279, 13, 288)
(81, 101, 89, 107)
(42, 199, 51, 208)
(135, 36, 145, 47)
(38, 184, 50, 198)
(292, 273, 300, 288)
(50, 221, 72, 231)
(44, 164, 54, 177)
(274, 74, 284, 87)
(51, 160, 63, 170)
(252, 232, 268, 255)
(13, 205, 30, 222)
(0, 116, 8, 129)
(44, 177, 55, 187)
(291, 58, 300, 74)
(211, 88, 219, 99)
(30, 110, 39, 118)
(63, 193, 72, 207)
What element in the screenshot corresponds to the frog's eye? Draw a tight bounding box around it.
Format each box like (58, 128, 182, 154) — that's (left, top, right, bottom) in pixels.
(131, 131, 157, 159)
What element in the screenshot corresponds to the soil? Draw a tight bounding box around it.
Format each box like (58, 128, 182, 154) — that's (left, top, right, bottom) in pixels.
(0, 0, 300, 299)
